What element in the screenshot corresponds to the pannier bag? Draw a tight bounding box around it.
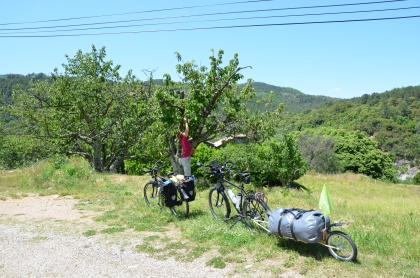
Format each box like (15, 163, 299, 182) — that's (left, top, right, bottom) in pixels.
(182, 177, 196, 202)
(268, 207, 330, 244)
(161, 179, 178, 207)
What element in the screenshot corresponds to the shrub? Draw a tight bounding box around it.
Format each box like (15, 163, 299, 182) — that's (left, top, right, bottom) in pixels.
(413, 172, 420, 185)
(210, 134, 307, 187)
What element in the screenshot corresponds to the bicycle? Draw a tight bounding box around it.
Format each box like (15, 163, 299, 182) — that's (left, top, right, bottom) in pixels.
(143, 161, 191, 217)
(204, 160, 267, 230)
(205, 160, 357, 262)
(240, 186, 358, 262)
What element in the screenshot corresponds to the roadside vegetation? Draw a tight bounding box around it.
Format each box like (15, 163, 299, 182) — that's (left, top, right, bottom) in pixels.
(1, 44, 419, 277)
(1, 156, 419, 277)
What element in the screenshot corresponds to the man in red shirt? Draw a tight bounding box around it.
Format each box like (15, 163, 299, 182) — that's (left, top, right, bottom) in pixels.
(177, 117, 192, 176)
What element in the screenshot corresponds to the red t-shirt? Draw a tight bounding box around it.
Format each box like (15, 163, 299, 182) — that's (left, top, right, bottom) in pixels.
(181, 135, 191, 158)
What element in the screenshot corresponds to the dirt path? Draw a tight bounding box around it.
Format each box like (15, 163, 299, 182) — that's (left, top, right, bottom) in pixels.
(0, 195, 301, 278)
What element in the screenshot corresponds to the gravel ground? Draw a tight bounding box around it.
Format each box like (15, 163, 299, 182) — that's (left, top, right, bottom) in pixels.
(0, 195, 302, 278)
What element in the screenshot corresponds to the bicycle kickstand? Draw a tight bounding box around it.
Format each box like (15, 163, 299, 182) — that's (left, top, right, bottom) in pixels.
(227, 214, 243, 230)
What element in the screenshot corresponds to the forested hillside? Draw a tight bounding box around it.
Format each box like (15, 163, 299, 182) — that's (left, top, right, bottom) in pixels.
(0, 74, 49, 105)
(248, 82, 339, 114)
(280, 86, 420, 164)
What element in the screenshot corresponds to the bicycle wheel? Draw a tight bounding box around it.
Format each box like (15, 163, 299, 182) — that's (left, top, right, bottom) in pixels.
(243, 197, 269, 232)
(144, 182, 160, 209)
(326, 231, 358, 262)
(170, 191, 189, 217)
(208, 187, 231, 220)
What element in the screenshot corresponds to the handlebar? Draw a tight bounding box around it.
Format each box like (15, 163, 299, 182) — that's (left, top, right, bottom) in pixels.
(142, 161, 165, 175)
(203, 160, 237, 177)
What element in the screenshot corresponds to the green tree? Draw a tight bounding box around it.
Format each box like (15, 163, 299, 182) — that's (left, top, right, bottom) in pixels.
(413, 172, 420, 185)
(333, 130, 397, 181)
(262, 134, 307, 187)
(154, 49, 281, 173)
(212, 134, 307, 187)
(297, 130, 343, 173)
(9, 45, 151, 171)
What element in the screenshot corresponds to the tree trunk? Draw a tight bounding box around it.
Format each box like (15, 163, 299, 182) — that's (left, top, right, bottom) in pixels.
(108, 153, 125, 173)
(92, 137, 103, 171)
(170, 154, 183, 175)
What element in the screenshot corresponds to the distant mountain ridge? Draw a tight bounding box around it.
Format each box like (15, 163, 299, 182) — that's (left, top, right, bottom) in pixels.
(249, 82, 340, 114)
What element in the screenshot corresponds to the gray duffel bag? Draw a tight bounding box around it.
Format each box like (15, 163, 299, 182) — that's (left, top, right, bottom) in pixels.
(268, 207, 330, 244)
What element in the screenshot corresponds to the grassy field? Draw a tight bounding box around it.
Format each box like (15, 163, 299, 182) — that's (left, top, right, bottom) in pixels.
(1, 157, 419, 277)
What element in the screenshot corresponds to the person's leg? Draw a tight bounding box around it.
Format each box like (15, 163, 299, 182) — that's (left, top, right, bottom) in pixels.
(181, 157, 191, 176)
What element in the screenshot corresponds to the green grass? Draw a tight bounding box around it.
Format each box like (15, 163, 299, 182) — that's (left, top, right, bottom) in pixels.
(1, 159, 420, 277)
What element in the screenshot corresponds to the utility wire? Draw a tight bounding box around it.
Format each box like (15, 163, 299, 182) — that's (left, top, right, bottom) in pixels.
(2, 6, 419, 35)
(0, 0, 409, 31)
(1, 14, 419, 38)
(0, 0, 275, 26)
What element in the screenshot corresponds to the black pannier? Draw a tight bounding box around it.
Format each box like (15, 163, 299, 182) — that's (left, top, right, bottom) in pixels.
(160, 179, 178, 207)
(268, 207, 330, 244)
(182, 178, 196, 202)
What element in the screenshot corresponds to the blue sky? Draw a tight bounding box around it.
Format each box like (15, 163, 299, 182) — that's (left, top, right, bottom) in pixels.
(1, 0, 419, 99)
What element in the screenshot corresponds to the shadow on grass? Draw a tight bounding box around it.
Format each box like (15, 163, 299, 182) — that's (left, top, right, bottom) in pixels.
(184, 208, 207, 220)
(275, 237, 329, 261)
(275, 237, 360, 264)
(289, 181, 311, 192)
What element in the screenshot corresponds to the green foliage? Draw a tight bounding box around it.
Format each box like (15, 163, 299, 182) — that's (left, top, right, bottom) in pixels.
(332, 130, 397, 181)
(262, 135, 308, 187)
(191, 143, 216, 177)
(124, 159, 144, 175)
(0, 134, 49, 169)
(210, 134, 307, 187)
(281, 86, 420, 164)
(296, 130, 344, 174)
(154, 49, 259, 174)
(29, 156, 92, 191)
(413, 172, 420, 185)
(8, 45, 152, 172)
(0, 73, 49, 106)
(2, 55, 418, 182)
(248, 82, 338, 114)
(294, 128, 398, 181)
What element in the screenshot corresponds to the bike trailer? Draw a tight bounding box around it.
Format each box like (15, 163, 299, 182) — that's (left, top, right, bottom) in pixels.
(268, 207, 330, 244)
(161, 179, 178, 207)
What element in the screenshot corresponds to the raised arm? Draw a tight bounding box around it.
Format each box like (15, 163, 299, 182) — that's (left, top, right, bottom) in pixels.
(184, 117, 189, 137)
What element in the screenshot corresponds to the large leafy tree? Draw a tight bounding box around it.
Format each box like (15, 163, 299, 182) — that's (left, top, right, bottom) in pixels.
(10, 45, 150, 171)
(153, 49, 281, 173)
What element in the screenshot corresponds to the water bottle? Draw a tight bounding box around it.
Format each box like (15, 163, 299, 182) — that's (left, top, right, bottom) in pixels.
(236, 193, 242, 210)
(227, 188, 236, 204)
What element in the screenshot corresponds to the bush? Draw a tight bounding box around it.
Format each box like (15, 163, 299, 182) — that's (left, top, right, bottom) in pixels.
(210, 134, 307, 187)
(413, 172, 420, 185)
(191, 143, 216, 178)
(29, 156, 92, 190)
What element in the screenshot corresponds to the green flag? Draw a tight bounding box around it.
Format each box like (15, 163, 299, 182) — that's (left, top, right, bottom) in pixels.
(319, 184, 334, 216)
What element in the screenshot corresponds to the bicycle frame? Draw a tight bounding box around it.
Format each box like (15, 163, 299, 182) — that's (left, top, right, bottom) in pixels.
(217, 178, 246, 212)
(143, 162, 190, 217)
(206, 161, 257, 229)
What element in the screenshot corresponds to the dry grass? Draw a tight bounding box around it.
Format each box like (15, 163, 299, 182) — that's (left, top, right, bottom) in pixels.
(1, 161, 420, 277)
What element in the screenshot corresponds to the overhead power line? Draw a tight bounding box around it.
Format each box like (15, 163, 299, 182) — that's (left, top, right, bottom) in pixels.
(2, 6, 419, 35)
(0, 0, 275, 26)
(1, 14, 419, 38)
(0, 0, 409, 32)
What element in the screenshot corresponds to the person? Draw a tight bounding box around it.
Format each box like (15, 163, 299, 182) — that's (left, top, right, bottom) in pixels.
(177, 117, 192, 177)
